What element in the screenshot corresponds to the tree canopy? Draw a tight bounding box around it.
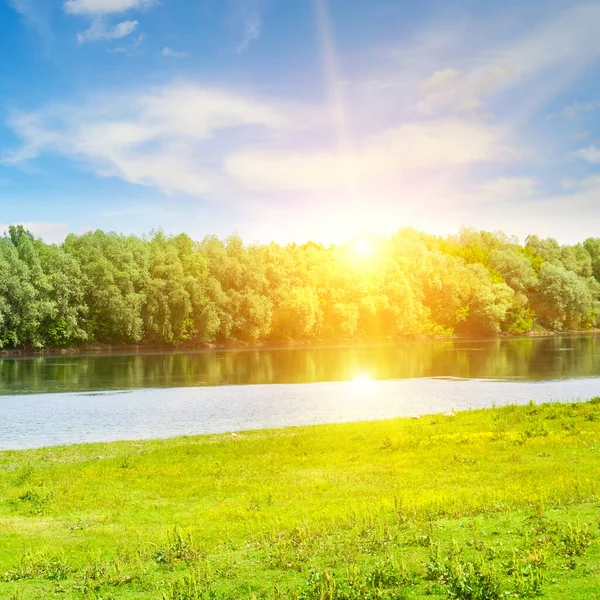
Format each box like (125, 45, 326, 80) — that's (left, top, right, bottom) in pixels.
(0, 226, 599, 349)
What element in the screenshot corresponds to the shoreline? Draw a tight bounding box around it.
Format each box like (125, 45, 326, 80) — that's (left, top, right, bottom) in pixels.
(2, 328, 599, 359)
(0, 396, 596, 454)
(2, 380, 599, 452)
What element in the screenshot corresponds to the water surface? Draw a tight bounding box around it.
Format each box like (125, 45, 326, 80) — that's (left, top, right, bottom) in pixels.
(1, 334, 599, 395)
(1, 334, 599, 449)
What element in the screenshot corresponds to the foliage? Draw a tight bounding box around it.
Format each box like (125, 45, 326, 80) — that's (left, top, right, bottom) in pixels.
(2, 226, 600, 349)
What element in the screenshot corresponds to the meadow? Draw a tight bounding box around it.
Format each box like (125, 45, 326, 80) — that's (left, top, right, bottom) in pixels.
(0, 399, 598, 599)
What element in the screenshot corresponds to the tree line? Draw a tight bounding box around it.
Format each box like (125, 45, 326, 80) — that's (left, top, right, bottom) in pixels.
(1, 225, 599, 349)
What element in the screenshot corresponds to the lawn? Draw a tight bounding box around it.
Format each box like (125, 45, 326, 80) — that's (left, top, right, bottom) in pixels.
(0, 398, 598, 599)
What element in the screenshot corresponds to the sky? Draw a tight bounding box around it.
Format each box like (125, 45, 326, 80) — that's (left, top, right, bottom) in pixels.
(1, 0, 600, 245)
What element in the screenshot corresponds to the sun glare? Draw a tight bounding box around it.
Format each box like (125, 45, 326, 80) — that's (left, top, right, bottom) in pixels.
(353, 239, 373, 259)
(352, 372, 372, 388)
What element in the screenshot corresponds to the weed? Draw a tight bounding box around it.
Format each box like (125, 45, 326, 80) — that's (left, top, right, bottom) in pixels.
(560, 421, 579, 436)
(298, 567, 411, 600)
(2, 552, 72, 582)
(83, 558, 138, 587)
(445, 558, 501, 600)
(13, 463, 34, 486)
(511, 563, 544, 598)
(162, 570, 217, 600)
(559, 522, 593, 557)
(379, 436, 400, 452)
(154, 527, 204, 567)
(17, 488, 52, 514)
(424, 541, 447, 582)
(365, 557, 417, 588)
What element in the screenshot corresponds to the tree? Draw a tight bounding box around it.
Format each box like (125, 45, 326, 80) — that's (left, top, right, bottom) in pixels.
(534, 263, 594, 330)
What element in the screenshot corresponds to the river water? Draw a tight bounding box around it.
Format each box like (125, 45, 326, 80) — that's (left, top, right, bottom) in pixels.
(1, 334, 599, 449)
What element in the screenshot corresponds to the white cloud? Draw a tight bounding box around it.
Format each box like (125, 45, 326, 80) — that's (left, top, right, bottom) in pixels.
(3, 83, 286, 197)
(110, 33, 145, 55)
(418, 3, 600, 114)
(478, 177, 539, 200)
(561, 174, 600, 191)
(161, 47, 189, 59)
(77, 19, 138, 43)
(0, 222, 70, 244)
(571, 144, 600, 164)
(225, 119, 523, 192)
(2, 76, 532, 200)
(63, 0, 153, 15)
(237, 9, 261, 53)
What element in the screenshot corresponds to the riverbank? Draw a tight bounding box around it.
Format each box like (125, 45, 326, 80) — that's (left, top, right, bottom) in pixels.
(2, 328, 600, 359)
(0, 400, 598, 599)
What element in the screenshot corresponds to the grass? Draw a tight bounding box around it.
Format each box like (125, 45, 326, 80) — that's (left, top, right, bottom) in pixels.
(0, 398, 598, 599)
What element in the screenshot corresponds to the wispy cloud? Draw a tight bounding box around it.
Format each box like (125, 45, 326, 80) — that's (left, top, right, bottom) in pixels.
(478, 177, 539, 200)
(63, 0, 154, 16)
(417, 3, 600, 115)
(1, 74, 533, 201)
(161, 47, 189, 59)
(571, 145, 600, 164)
(2, 82, 287, 197)
(77, 19, 139, 43)
(562, 101, 600, 119)
(237, 9, 261, 53)
(1, 72, 534, 203)
(225, 119, 524, 192)
(110, 33, 145, 55)
(63, 0, 154, 46)
(8, 0, 53, 41)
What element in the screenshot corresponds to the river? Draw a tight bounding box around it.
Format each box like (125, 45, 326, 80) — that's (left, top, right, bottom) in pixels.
(1, 334, 599, 449)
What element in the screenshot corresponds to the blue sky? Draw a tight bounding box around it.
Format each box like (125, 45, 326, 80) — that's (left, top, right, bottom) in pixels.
(1, 0, 600, 244)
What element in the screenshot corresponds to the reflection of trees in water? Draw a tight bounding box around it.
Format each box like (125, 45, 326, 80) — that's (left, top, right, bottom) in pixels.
(0, 334, 599, 394)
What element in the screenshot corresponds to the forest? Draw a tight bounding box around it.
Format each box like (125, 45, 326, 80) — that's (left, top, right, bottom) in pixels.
(1, 225, 599, 350)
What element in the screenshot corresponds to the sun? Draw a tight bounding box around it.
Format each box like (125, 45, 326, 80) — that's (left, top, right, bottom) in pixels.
(353, 239, 373, 258)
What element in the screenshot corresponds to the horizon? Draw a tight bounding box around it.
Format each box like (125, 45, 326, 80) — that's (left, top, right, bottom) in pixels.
(0, 222, 596, 250)
(1, 0, 600, 245)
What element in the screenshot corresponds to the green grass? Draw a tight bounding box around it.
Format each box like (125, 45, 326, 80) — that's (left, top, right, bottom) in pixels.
(0, 399, 599, 599)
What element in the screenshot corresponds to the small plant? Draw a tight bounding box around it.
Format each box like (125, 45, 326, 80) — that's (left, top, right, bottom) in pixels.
(445, 558, 501, 600)
(2, 553, 72, 582)
(512, 563, 544, 598)
(411, 524, 434, 547)
(162, 570, 218, 600)
(154, 527, 203, 567)
(560, 421, 579, 436)
(17, 489, 52, 515)
(522, 423, 548, 439)
(13, 463, 35, 486)
(424, 541, 447, 582)
(298, 566, 411, 600)
(559, 522, 593, 557)
(366, 557, 416, 589)
(452, 455, 478, 466)
(506, 549, 545, 597)
(379, 436, 400, 452)
(83, 558, 137, 587)
(526, 400, 539, 416)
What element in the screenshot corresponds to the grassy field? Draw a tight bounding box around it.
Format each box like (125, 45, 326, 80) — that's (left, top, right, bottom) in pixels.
(0, 399, 599, 599)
